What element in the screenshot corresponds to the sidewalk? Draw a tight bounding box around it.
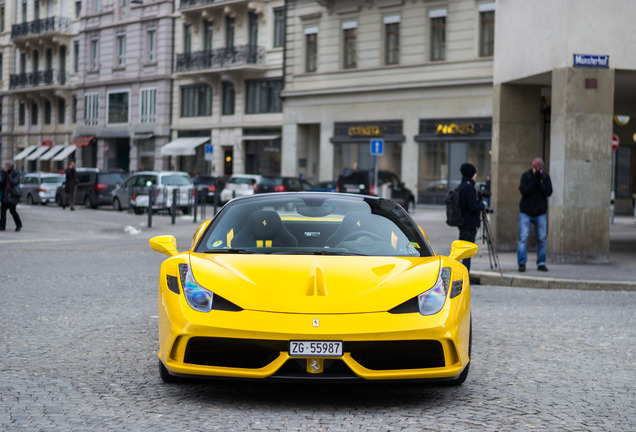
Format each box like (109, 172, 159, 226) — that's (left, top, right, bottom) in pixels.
(413, 205, 636, 291)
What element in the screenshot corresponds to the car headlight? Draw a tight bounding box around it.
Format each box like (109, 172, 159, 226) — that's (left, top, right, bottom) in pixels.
(179, 263, 213, 313)
(417, 267, 451, 316)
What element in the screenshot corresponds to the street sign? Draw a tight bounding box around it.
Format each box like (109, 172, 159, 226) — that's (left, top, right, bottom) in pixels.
(370, 139, 384, 155)
(204, 144, 214, 161)
(612, 134, 619, 151)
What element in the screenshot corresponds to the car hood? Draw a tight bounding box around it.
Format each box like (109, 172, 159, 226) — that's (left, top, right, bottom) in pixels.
(188, 254, 441, 314)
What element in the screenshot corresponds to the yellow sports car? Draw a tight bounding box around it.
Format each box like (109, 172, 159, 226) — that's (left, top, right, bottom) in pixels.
(150, 192, 476, 384)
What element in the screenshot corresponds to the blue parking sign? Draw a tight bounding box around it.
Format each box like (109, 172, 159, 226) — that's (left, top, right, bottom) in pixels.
(370, 139, 384, 155)
(204, 144, 214, 161)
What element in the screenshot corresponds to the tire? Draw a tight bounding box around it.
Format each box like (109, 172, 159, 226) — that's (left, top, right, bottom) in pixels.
(159, 361, 181, 383)
(113, 197, 123, 212)
(180, 206, 190, 215)
(26, 194, 34, 205)
(56, 194, 63, 207)
(84, 195, 94, 209)
(133, 206, 145, 215)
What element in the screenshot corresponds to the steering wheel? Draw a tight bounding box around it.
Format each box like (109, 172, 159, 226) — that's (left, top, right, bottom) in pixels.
(340, 230, 385, 243)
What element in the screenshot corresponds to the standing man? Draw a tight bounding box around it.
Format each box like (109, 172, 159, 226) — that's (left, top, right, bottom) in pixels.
(457, 163, 485, 272)
(517, 157, 553, 272)
(63, 161, 78, 211)
(0, 162, 23, 231)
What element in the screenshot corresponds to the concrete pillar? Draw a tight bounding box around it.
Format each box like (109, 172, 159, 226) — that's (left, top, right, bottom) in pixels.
(492, 83, 543, 251)
(548, 67, 613, 263)
(402, 116, 419, 195)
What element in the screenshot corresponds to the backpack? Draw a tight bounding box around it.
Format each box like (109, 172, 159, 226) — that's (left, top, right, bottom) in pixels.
(445, 184, 467, 227)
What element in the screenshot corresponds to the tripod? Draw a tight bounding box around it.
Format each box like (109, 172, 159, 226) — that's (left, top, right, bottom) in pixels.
(480, 209, 502, 274)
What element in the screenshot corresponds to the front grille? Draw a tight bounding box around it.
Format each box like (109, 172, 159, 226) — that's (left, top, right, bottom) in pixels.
(184, 337, 285, 368)
(346, 340, 445, 370)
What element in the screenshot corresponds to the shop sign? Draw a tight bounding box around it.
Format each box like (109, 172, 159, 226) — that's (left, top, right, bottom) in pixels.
(42, 140, 53, 146)
(348, 126, 385, 137)
(435, 122, 478, 136)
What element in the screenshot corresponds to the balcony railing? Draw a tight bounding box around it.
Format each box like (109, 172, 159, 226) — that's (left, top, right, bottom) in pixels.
(11, 16, 69, 39)
(176, 45, 265, 72)
(9, 70, 67, 89)
(179, 0, 219, 10)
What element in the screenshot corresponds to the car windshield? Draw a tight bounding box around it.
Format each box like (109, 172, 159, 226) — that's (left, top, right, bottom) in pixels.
(41, 176, 63, 184)
(99, 173, 126, 184)
(230, 177, 256, 185)
(197, 193, 432, 257)
(162, 175, 192, 186)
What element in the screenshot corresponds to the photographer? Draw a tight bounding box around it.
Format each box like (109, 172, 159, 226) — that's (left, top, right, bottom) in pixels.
(457, 163, 485, 272)
(517, 157, 553, 272)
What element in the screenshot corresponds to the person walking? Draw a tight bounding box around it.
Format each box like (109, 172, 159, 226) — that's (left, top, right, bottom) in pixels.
(517, 157, 553, 272)
(457, 163, 485, 272)
(63, 161, 78, 210)
(0, 162, 23, 232)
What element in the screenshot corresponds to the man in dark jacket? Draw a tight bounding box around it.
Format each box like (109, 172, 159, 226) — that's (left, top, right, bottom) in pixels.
(63, 161, 78, 210)
(457, 163, 485, 272)
(517, 157, 553, 272)
(0, 162, 23, 231)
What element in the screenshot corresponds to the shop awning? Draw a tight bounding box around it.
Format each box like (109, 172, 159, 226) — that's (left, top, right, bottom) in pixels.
(39, 144, 65, 161)
(13, 145, 38, 161)
(26, 146, 51, 161)
(239, 135, 281, 140)
(52, 145, 77, 161)
(160, 137, 210, 156)
(133, 132, 154, 140)
(73, 136, 95, 146)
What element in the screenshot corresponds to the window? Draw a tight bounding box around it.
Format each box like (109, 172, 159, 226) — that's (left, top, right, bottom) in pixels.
(479, 5, 495, 57)
(90, 37, 99, 70)
(44, 99, 51, 124)
(203, 21, 212, 51)
(304, 27, 317, 72)
(342, 22, 357, 69)
(58, 97, 65, 124)
(222, 81, 235, 115)
(0, 53, 2, 80)
(72, 95, 77, 123)
(108, 91, 129, 124)
(18, 101, 25, 126)
(116, 32, 126, 66)
(248, 12, 258, 46)
(31, 101, 38, 125)
(384, 16, 400, 65)
(0, 5, 5, 32)
(92, 0, 99, 14)
(140, 88, 156, 123)
(84, 93, 98, 126)
(273, 8, 284, 48)
(75, 0, 81, 18)
(245, 79, 282, 114)
(73, 41, 79, 72)
(21, 1, 26, 22)
(180, 85, 211, 117)
(430, 9, 446, 61)
(183, 24, 192, 54)
(225, 16, 235, 48)
(147, 27, 156, 62)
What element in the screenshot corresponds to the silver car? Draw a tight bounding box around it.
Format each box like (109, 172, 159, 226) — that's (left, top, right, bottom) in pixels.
(20, 172, 65, 205)
(111, 171, 194, 215)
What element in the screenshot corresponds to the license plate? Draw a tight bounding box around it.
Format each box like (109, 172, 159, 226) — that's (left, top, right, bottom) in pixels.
(344, 185, 361, 193)
(289, 341, 343, 357)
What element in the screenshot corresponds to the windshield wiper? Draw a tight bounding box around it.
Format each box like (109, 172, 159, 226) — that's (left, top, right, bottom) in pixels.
(272, 250, 368, 256)
(204, 248, 255, 254)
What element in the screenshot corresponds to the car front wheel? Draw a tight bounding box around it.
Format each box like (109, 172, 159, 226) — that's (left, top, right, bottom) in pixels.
(113, 197, 123, 212)
(84, 195, 94, 209)
(26, 194, 34, 205)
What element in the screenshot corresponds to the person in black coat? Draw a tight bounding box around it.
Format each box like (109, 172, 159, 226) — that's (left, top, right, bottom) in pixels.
(0, 162, 23, 231)
(63, 161, 78, 210)
(457, 163, 485, 272)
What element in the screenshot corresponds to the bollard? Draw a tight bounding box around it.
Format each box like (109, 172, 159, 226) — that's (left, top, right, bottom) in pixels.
(171, 188, 178, 225)
(147, 185, 154, 228)
(213, 179, 219, 216)
(200, 189, 206, 220)
(193, 188, 198, 224)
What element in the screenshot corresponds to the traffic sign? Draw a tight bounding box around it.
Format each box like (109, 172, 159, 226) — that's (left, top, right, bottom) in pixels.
(612, 134, 619, 151)
(370, 139, 384, 155)
(205, 144, 214, 161)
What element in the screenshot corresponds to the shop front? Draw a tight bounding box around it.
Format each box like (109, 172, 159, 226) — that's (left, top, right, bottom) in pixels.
(330, 120, 405, 177)
(415, 118, 492, 204)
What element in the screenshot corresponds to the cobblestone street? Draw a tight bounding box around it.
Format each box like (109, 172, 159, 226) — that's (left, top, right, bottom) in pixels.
(0, 206, 634, 431)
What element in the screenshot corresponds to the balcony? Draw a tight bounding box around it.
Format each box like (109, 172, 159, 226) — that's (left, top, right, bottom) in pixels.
(9, 70, 67, 90)
(11, 17, 69, 40)
(176, 45, 265, 73)
(179, 0, 246, 11)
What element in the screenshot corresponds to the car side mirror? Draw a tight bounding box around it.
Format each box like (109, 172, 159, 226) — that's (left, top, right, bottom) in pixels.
(149, 235, 179, 257)
(449, 240, 478, 261)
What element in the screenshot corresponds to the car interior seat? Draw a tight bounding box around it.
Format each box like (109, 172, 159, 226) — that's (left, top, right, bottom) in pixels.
(232, 210, 298, 248)
(325, 211, 380, 248)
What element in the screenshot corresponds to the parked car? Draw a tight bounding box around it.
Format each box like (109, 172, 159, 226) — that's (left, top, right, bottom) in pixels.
(309, 180, 338, 192)
(219, 174, 262, 204)
(111, 171, 193, 215)
(20, 172, 64, 205)
(192, 175, 228, 204)
(55, 168, 127, 208)
(337, 169, 416, 212)
(253, 176, 313, 194)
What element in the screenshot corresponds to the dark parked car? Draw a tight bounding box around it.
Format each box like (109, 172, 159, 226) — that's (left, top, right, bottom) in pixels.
(192, 175, 228, 203)
(337, 169, 416, 212)
(56, 168, 127, 208)
(253, 176, 313, 194)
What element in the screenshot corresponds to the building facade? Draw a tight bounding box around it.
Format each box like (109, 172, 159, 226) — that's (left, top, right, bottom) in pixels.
(282, 0, 495, 202)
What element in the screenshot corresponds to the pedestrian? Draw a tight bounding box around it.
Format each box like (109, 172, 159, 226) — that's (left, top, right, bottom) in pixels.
(456, 163, 485, 272)
(63, 161, 78, 211)
(0, 161, 23, 232)
(517, 157, 553, 272)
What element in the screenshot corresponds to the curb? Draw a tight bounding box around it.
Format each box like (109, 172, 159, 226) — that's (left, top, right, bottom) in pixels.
(470, 271, 636, 291)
